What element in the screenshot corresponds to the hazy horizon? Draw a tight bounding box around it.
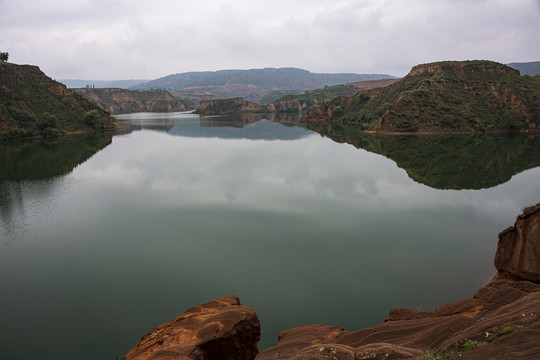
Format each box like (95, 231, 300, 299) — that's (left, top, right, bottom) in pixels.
(1, 0, 539, 80)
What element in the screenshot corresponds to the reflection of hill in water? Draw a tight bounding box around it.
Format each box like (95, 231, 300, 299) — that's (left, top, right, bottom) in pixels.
(115, 112, 310, 141)
(0, 133, 114, 230)
(168, 119, 311, 140)
(309, 123, 540, 189)
(0, 132, 113, 181)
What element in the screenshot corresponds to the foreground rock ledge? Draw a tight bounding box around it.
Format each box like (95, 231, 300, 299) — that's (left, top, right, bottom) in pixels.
(125, 295, 260, 360)
(126, 206, 540, 359)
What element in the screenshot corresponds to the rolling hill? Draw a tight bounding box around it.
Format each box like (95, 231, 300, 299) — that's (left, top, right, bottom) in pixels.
(304, 60, 540, 133)
(0, 62, 116, 140)
(130, 67, 395, 104)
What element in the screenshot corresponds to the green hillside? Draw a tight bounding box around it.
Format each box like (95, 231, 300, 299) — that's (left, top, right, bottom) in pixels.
(304, 60, 540, 133)
(308, 122, 540, 190)
(0, 62, 116, 140)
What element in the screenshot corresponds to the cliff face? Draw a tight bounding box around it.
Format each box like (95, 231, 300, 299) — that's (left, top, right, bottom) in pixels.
(0, 62, 114, 139)
(74, 88, 187, 114)
(197, 79, 398, 115)
(125, 206, 540, 360)
(495, 204, 540, 282)
(304, 60, 540, 133)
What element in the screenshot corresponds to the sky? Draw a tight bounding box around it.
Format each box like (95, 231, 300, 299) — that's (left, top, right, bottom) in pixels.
(1, 0, 539, 80)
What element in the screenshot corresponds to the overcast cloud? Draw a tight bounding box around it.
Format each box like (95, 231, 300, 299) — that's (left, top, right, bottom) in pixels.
(1, 0, 539, 80)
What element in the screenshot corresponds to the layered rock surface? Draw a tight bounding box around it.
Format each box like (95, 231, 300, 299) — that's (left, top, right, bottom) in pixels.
(126, 207, 540, 360)
(125, 295, 260, 360)
(495, 205, 540, 282)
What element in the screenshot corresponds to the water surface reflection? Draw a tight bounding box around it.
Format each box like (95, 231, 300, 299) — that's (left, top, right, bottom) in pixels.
(1, 113, 539, 360)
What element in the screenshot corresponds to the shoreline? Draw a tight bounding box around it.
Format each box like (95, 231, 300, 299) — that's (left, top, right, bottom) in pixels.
(124, 205, 540, 360)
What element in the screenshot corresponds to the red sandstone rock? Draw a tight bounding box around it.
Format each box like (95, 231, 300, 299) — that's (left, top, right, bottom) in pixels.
(127, 207, 540, 360)
(354, 343, 423, 359)
(291, 344, 356, 359)
(124, 295, 260, 360)
(256, 207, 540, 360)
(495, 206, 540, 282)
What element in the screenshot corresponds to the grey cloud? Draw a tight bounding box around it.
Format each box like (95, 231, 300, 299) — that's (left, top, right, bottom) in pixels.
(0, 0, 538, 79)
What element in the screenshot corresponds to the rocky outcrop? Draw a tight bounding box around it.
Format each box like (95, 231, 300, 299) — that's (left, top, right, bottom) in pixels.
(74, 88, 187, 114)
(126, 207, 540, 360)
(256, 206, 540, 360)
(125, 295, 260, 360)
(495, 204, 540, 282)
(255, 281, 540, 360)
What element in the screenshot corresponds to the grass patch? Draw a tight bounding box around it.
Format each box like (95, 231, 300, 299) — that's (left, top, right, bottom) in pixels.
(522, 202, 540, 214)
(421, 350, 456, 360)
(422, 339, 478, 360)
(462, 339, 478, 351)
(487, 325, 523, 342)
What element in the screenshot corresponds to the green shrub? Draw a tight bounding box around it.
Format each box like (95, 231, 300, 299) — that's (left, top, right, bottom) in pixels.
(37, 112, 59, 130)
(522, 202, 540, 213)
(462, 339, 478, 351)
(5, 127, 32, 140)
(84, 109, 107, 129)
(487, 325, 523, 342)
(421, 350, 456, 360)
(8, 106, 37, 122)
(375, 102, 392, 117)
(34, 112, 63, 137)
(502, 109, 525, 130)
(333, 105, 344, 117)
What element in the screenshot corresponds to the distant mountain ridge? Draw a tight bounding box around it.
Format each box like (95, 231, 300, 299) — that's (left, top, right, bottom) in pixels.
(130, 67, 396, 104)
(507, 61, 540, 76)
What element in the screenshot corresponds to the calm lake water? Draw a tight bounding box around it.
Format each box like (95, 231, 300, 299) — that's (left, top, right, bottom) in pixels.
(1, 112, 540, 359)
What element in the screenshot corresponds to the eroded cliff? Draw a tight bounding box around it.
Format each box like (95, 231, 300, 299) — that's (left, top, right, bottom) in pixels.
(74, 88, 187, 114)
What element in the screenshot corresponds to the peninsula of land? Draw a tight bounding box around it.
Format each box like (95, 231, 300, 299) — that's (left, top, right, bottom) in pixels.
(303, 60, 540, 133)
(0, 62, 116, 140)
